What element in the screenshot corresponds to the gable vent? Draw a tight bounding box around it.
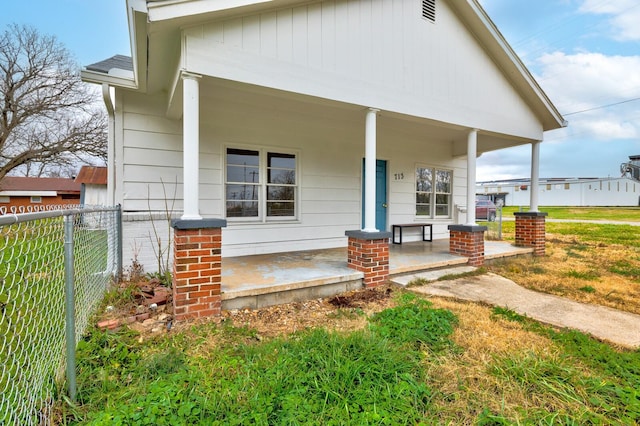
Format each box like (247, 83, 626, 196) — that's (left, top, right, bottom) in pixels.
(422, 0, 436, 23)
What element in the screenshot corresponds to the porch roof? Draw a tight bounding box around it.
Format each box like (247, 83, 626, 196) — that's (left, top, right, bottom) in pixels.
(82, 0, 565, 135)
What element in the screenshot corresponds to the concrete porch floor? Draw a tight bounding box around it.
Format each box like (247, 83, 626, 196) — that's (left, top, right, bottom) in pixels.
(221, 239, 533, 310)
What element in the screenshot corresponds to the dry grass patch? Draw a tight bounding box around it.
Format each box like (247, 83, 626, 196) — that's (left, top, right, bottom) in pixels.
(424, 297, 566, 423)
(487, 232, 640, 315)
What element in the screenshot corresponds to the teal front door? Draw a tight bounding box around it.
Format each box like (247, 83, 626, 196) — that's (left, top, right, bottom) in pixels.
(362, 159, 388, 231)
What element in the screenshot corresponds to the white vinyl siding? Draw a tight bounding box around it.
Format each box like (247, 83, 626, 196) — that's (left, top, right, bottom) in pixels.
(185, 0, 544, 141)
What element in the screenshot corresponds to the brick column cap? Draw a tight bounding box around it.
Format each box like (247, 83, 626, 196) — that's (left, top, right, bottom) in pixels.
(448, 224, 487, 232)
(172, 218, 227, 230)
(345, 230, 392, 240)
(514, 212, 548, 218)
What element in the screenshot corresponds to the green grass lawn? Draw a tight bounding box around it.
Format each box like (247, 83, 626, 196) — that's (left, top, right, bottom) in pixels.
(59, 292, 640, 425)
(502, 206, 640, 221)
(53, 207, 640, 425)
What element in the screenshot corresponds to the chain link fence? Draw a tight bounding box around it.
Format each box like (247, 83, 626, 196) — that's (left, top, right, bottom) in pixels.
(0, 206, 121, 425)
(483, 203, 504, 240)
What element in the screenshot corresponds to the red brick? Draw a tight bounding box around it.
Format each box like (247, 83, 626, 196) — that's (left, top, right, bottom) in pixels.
(187, 277, 212, 285)
(200, 295, 221, 304)
(175, 284, 199, 294)
(97, 319, 120, 330)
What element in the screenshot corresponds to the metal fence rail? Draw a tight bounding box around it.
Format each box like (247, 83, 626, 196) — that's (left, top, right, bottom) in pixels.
(0, 206, 121, 425)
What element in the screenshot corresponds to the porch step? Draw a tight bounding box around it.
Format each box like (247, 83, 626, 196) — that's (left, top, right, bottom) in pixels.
(390, 265, 477, 287)
(221, 272, 364, 311)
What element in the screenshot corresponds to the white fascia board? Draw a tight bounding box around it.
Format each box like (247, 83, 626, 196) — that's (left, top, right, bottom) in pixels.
(147, 0, 273, 22)
(81, 69, 138, 89)
(128, 1, 149, 92)
(0, 191, 57, 197)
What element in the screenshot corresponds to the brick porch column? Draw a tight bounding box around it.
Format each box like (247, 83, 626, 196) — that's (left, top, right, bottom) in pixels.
(345, 230, 392, 288)
(171, 219, 227, 321)
(515, 212, 547, 256)
(447, 225, 487, 266)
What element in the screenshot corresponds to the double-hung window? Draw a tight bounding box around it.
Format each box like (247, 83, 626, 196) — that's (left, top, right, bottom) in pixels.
(416, 166, 452, 218)
(225, 147, 297, 220)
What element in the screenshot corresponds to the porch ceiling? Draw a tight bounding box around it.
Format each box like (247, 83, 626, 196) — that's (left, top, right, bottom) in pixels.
(194, 76, 535, 155)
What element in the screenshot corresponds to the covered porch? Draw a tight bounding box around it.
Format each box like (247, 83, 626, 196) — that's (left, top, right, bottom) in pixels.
(220, 239, 533, 310)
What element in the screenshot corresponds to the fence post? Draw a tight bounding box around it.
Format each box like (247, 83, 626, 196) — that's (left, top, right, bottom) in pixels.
(116, 204, 123, 282)
(64, 214, 77, 403)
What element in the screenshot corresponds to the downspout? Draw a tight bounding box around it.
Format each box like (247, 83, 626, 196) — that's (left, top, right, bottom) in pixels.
(102, 83, 115, 206)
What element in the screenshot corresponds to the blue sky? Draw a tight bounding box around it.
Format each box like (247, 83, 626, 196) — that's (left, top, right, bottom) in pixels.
(478, 0, 640, 181)
(0, 0, 129, 66)
(2, 0, 639, 181)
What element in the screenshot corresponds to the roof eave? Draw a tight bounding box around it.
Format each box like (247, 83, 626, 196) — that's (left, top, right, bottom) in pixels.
(127, 0, 148, 92)
(146, 0, 306, 24)
(81, 69, 138, 89)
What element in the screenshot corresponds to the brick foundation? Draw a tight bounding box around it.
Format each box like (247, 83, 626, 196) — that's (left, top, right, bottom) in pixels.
(448, 225, 487, 266)
(171, 219, 226, 321)
(515, 212, 547, 256)
(345, 230, 392, 288)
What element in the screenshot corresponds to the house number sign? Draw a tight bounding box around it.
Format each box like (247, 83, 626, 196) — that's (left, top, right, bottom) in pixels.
(394, 172, 405, 181)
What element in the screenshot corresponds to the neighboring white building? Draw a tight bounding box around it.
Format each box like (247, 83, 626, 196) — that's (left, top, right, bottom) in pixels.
(478, 177, 640, 207)
(76, 166, 108, 206)
(82, 0, 565, 271)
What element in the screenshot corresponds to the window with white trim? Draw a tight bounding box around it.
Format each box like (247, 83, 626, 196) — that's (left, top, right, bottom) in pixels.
(31, 196, 42, 203)
(416, 166, 452, 218)
(225, 147, 297, 220)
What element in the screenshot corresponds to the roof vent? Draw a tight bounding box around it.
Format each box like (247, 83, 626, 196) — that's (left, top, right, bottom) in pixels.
(422, 0, 435, 23)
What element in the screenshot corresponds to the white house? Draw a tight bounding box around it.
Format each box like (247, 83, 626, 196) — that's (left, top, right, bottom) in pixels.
(82, 0, 565, 273)
(478, 176, 640, 207)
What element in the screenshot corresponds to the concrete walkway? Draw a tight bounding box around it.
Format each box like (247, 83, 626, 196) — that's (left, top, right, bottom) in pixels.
(393, 268, 640, 349)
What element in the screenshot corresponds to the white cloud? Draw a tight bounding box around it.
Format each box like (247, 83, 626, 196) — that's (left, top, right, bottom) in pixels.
(535, 51, 640, 140)
(477, 146, 531, 181)
(579, 0, 640, 41)
(578, 116, 637, 140)
(538, 52, 640, 109)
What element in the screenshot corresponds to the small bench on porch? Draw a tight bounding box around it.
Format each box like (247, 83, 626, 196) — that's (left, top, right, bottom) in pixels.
(392, 223, 433, 244)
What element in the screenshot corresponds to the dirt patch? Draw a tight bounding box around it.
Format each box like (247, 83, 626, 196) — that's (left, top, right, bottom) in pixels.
(327, 287, 393, 308)
(218, 286, 397, 339)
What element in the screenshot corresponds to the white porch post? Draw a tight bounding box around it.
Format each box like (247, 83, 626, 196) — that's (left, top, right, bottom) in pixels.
(530, 140, 541, 212)
(363, 108, 379, 232)
(181, 72, 202, 220)
(466, 129, 478, 225)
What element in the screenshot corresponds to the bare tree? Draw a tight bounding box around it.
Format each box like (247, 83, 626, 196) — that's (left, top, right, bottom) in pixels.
(0, 24, 106, 181)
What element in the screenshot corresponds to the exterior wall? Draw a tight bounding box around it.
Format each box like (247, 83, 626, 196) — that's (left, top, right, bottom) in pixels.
(480, 178, 640, 207)
(117, 88, 469, 261)
(121, 212, 175, 275)
(183, 0, 543, 141)
(82, 184, 108, 206)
